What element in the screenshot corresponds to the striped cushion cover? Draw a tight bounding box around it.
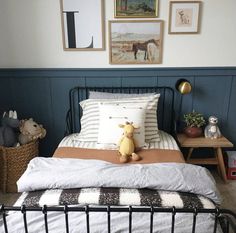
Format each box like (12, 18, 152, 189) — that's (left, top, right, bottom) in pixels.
(89, 91, 156, 99)
(78, 94, 160, 142)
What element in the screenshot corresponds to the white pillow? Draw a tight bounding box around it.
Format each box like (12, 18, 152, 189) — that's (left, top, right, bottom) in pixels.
(78, 94, 160, 142)
(97, 103, 146, 147)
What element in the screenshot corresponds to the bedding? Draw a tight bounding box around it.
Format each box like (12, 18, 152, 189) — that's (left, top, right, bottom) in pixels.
(15, 188, 215, 209)
(16, 158, 220, 202)
(78, 94, 161, 143)
(58, 130, 179, 150)
(0, 157, 222, 233)
(53, 147, 185, 164)
(54, 130, 184, 163)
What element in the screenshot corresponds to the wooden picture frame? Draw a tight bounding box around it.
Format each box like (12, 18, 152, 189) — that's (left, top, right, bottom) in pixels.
(114, 0, 158, 18)
(168, 1, 201, 34)
(60, 0, 105, 50)
(109, 20, 163, 65)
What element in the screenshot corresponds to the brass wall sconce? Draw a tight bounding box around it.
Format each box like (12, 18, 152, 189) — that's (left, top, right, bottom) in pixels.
(175, 79, 192, 131)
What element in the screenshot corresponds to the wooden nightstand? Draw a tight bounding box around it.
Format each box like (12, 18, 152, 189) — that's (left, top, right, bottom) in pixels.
(177, 134, 233, 182)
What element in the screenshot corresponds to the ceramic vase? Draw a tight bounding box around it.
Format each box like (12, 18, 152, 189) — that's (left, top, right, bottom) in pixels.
(184, 126, 202, 138)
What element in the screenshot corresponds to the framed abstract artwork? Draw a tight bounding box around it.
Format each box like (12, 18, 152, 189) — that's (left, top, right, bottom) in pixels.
(60, 0, 105, 50)
(168, 1, 201, 34)
(114, 0, 159, 18)
(109, 20, 163, 64)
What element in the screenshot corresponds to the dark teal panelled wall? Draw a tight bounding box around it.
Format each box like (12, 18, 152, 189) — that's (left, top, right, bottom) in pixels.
(0, 67, 235, 156)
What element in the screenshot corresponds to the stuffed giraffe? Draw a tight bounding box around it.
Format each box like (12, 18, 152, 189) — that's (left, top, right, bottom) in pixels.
(118, 122, 141, 163)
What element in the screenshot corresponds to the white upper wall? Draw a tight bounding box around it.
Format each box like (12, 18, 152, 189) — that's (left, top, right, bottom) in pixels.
(0, 0, 235, 68)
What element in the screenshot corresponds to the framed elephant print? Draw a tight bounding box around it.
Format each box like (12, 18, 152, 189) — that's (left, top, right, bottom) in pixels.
(109, 20, 163, 64)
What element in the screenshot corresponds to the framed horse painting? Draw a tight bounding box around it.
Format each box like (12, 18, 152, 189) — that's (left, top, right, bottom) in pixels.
(60, 0, 105, 50)
(109, 20, 163, 64)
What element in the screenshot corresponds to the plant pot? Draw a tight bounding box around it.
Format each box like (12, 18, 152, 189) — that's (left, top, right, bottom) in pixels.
(184, 126, 203, 138)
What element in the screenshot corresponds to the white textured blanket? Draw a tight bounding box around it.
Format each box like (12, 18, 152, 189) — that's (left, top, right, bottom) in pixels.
(17, 157, 220, 204)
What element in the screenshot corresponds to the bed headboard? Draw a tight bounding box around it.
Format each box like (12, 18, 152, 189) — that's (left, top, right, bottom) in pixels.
(66, 86, 176, 135)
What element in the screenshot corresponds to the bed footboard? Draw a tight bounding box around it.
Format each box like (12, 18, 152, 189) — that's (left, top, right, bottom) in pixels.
(1, 205, 235, 233)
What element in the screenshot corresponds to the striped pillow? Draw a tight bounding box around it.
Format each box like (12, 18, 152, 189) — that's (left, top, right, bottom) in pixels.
(78, 94, 160, 142)
(89, 91, 156, 99)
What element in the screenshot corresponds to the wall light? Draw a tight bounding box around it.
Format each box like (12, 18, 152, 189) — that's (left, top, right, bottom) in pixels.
(175, 79, 192, 95)
(175, 79, 192, 131)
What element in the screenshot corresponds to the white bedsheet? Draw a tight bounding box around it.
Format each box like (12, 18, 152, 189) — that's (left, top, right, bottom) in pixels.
(58, 130, 179, 150)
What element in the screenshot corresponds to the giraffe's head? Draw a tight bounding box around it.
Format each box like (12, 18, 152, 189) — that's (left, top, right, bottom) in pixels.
(119, 121, 139, 139)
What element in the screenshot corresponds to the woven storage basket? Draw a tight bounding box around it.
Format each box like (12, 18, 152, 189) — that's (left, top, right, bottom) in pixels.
(0, 140, 39, 193)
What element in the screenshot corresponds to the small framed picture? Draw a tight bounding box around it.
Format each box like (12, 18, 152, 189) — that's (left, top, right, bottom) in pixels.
(168, 1, 201, 34)
(109, 20, 163, 65)
(60, 0, 105, 50)
(114, 0, 158, 18)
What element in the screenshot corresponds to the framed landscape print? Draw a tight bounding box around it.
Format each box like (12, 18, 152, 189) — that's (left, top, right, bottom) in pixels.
(168, 1, 201, 34)
(60, 0, 105, 50)
(115, 0, 158, 18)
(109, 20, 163, 64)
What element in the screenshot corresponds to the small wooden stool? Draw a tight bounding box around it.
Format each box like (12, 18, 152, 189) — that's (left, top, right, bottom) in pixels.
(177, 134, 233, 182)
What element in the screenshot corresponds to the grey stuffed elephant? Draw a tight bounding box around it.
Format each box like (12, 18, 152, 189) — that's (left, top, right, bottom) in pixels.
(0, 110, 20, 147)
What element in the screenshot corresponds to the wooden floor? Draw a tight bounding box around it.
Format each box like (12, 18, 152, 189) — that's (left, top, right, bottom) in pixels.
(0, 168, 236, 211)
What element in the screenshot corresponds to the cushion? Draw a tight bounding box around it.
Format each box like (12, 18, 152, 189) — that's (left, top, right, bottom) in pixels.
(78, 94, 160, 142)
(89, 91, 156, 99)
(97, 103, 146, 147)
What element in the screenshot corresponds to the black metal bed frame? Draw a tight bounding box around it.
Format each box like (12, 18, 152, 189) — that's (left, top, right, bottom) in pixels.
(1, 205, 236, 233)
(1, 86, 236, 232)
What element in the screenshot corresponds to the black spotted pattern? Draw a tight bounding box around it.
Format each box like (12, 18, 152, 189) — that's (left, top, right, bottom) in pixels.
(139, 189, 162, 206)
(59, 189, 81, 205)
(99, 187, 120, 205)
(22, 190, 45, 207)
(179, 192, 204, 209)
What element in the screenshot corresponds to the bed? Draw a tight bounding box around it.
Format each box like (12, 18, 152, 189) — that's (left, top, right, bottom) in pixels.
(1, 86, 236, 233)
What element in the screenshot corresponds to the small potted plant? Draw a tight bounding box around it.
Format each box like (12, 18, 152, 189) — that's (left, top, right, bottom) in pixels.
(183, 111, 206, 137)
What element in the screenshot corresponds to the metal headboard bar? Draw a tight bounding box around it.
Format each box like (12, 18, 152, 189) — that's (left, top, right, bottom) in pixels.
(67, 86, 175, 136)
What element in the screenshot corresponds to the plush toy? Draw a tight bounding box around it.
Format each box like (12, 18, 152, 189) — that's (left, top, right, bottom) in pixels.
(118, 122, 141, 163)
(204, 116, 221, 139)
(18, 118, 46, 145)
(0, 110, 20, 147)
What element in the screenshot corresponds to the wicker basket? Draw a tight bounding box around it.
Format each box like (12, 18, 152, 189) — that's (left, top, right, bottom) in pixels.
(0, 140, 39, 193)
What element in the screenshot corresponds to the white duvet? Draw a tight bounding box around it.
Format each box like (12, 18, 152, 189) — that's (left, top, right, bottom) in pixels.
(17, 158, 220, 204)
(1, 157, 222, 233)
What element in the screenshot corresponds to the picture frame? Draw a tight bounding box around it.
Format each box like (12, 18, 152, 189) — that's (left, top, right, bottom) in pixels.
(109, 20, 163, 65)
(60, 0, 105, 50)
(114, 0, 158, 18)
(168, 1, 201, 34)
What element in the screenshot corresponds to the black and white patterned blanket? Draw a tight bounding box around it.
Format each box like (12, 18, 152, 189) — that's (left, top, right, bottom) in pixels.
(16, 188, 216, 209)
